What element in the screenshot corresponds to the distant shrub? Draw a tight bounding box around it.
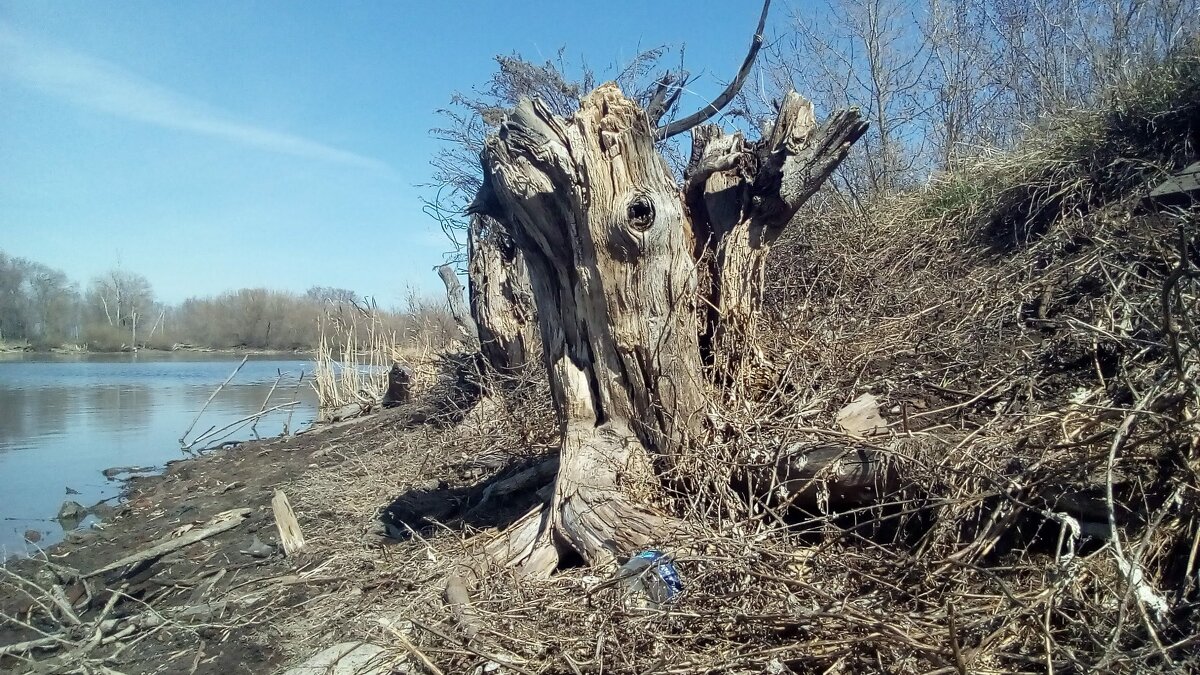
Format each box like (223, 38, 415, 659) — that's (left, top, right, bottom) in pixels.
(82, 323, 131, 352)
(26, 335, 61, 352)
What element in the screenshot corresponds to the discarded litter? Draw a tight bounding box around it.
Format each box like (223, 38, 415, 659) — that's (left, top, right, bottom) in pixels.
(618, 549, 682, 608)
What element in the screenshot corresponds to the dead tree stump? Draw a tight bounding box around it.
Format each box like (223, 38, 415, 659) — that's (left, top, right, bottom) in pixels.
(462, 0, 867, 575)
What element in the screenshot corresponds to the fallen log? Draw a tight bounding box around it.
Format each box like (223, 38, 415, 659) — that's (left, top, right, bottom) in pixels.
(320, 401, 371, 423)
(84, 508, 252, 580)
(770, 443, 901, 510)
(462, 457, 559, 522)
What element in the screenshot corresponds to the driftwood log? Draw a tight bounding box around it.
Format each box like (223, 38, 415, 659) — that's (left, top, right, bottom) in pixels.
(85, 508, 252, 580)
(465, 0, 869, 575)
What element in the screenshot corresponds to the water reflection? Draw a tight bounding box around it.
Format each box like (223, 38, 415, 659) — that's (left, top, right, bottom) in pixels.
(0, 353, 318, 556)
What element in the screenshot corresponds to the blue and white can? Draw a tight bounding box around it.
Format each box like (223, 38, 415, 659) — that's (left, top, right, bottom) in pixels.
(618, 549, 683, 606)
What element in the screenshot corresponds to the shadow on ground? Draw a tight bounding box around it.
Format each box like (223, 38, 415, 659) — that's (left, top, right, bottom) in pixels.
(375, 454, 555, 541)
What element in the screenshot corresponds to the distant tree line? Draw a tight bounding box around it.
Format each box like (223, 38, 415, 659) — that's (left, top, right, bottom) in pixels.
(0, 250, 454, 352)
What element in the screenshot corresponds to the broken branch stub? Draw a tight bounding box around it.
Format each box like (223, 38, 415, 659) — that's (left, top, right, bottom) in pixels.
(437, 264, 480, 351)
(272, 490, 307, 556)
(686, 93, 869, 357)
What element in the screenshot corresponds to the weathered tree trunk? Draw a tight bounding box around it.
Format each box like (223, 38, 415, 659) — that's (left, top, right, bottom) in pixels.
(381, 362, 412, 408)
(470, 82, 866, 574)
(467, 216, 535, 377)
(686, 97, 869, 370)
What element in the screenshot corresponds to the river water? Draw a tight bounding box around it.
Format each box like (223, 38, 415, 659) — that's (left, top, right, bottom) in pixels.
(0, 353, 318, 556)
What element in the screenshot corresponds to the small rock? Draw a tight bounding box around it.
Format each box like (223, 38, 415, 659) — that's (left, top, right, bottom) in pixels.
(241, 535, 274, 558)
(282, 642, 390, 675)
(23, 529, 42, 543)
(65, 486, 81, 495)
(57, 500, 87, 521)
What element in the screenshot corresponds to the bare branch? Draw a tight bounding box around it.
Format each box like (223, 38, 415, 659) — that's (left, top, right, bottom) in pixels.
(654, 0, 772, 140)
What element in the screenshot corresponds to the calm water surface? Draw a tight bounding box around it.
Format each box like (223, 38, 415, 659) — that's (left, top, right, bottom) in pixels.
(0, 353, 318, 556)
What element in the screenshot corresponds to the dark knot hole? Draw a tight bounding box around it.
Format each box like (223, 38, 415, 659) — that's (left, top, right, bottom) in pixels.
(627, 195, 655, 232)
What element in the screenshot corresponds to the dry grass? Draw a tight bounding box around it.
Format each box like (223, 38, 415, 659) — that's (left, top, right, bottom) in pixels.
(312, 300, 452, 410)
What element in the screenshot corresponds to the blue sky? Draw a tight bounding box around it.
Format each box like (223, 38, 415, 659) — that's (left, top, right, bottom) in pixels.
(0, 1, 789, 307)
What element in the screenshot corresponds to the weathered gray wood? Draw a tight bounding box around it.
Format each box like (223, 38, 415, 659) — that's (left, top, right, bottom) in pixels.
(467, 217, 535, 377)
(470, 79, 864, 574)
(465, 0, 864, 575)
(464, 456, 559, 521)
(772, 445, 900, 508)
(85, 508, 252, 579)
(1142, 160, 1200, 207)
(272, 490, 307, 556)
(438, 264, 480, 350)
(688, 94, 868, 351)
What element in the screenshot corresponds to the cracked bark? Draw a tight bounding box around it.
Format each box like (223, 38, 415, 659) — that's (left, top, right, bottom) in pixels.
(470, 84, 865, 574)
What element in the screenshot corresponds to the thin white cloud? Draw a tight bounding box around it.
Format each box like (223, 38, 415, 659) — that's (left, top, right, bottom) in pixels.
(0, 23, 392, 173)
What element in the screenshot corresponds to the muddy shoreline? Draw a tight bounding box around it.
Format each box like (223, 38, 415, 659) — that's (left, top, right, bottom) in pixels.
(0, 412, 386, 674)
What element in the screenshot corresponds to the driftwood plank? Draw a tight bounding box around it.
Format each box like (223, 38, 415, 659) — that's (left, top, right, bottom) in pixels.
(84, 508, 252, 579)
(272, 490, 307, 555)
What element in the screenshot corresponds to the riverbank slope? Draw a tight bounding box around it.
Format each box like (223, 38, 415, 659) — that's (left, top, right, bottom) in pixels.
(1, 406, 504, 673)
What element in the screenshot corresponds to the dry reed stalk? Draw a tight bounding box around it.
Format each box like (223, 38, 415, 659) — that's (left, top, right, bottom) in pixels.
(179, 355, 248, 446)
